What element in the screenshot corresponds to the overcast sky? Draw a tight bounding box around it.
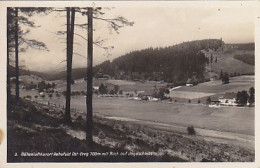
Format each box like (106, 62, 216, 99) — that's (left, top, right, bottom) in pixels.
(16, 2, 257, 72)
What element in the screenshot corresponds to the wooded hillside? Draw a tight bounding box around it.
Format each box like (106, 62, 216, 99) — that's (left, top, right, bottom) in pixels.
(94, 39, 223, 85)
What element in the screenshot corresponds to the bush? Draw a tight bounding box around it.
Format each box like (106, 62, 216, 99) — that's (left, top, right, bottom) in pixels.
(25, 95, 32, 99)
(222, 72, 229, 84)
(204, 78, 210, 82)
(109, 90, 115, 95)
(206, 97, 211, 104)
(41, 95, 45, 100)
(187, 126, 196, 135)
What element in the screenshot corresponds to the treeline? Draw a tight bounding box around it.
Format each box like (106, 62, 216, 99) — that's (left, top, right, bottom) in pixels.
(44, 68, 88, 81)
(9, 65, 87, 81)
(235, 43, 255, 51)
(9, 65, 50, 79)
(94, 39, 223, 86)
(234, 54, 255, 65)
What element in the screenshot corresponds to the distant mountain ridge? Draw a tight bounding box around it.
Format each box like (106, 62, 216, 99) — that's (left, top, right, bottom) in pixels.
(9, 65, 49, 79)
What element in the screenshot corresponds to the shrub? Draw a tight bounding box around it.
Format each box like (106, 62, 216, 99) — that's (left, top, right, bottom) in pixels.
(41, 95, 45, 100)
(109, 90, 115, 95)
(206, 97, 211, 104)
(25, 95, 32, 99)
(56, 93, 60, 98)
(222, 72, 229, 84)
(187, 126, 196, 135)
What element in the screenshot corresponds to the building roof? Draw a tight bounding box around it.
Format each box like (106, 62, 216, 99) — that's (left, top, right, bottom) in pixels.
(138, 89, 156, 96)
(186, 78, 192, 84)
(211, 97, 220, 102)
(221, 92, 237, 99)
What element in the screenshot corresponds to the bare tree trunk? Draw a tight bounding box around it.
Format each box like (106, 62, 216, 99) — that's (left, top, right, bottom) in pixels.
(70, 8, 75, 68)
(86, 7, 93, 145)
(14, 7, 19, 103)
(65, 7, 75, 123)
(65, 7, 71, 122)
(7, 8, 11, 111)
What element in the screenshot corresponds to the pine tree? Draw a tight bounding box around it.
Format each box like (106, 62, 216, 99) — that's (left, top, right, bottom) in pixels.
(206, 97, 212, 104)
(7, 7, 49, 104)
(236, 90, 249, 106)
(219, 70, 223, 79)
(99, 83, 107, 95)
(248, 87, 255, 106)
(222, 72, 229, 84)
(65, 7, 76, 123)
(114, 85, 120, 94)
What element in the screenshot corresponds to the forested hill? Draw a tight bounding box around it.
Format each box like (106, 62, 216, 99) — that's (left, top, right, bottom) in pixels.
(9, 65, 49, 79)
(25, 39, 223, 82)
(94, 39, 223, 85)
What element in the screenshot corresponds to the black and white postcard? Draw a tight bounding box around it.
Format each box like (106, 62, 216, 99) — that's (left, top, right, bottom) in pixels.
(0, 1, 259, 167)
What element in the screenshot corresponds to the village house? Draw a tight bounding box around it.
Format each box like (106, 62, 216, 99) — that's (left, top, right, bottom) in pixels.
(186, 78, 197, 87)
(218, 92, 237, 106)
(74, 78, 85, 84)
(186, 83, 193, 87)
(138, 90, 160, 101)
(186, 78, 193, 87)
(93, 86, 99, 91)
(210, 97, 220, 105)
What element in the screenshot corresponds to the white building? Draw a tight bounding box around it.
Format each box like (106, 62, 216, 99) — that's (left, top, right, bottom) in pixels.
(186, 83, 193, 87)
(74, 78, 85, 84)
(218, 92, 237, 106)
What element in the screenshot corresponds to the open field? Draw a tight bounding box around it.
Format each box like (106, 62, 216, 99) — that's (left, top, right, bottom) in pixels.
(54, 78, 167, 92)
(169, 75, 254, 100)
(19, 95, 253, 152)
(168, 91, 215, 99)
(8, 98, 254, 162)
(18, 74, 255, 152)
(204, 48, 254, 75)
(17, 75, 43, 84)
(19, 75, 254, 98)
(27, 94, 253, 135)
(174, 76, 254, 93)
(75, 97, 254, 135)
(19, 88, 254, 136)
(19, 75, 255, 136)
